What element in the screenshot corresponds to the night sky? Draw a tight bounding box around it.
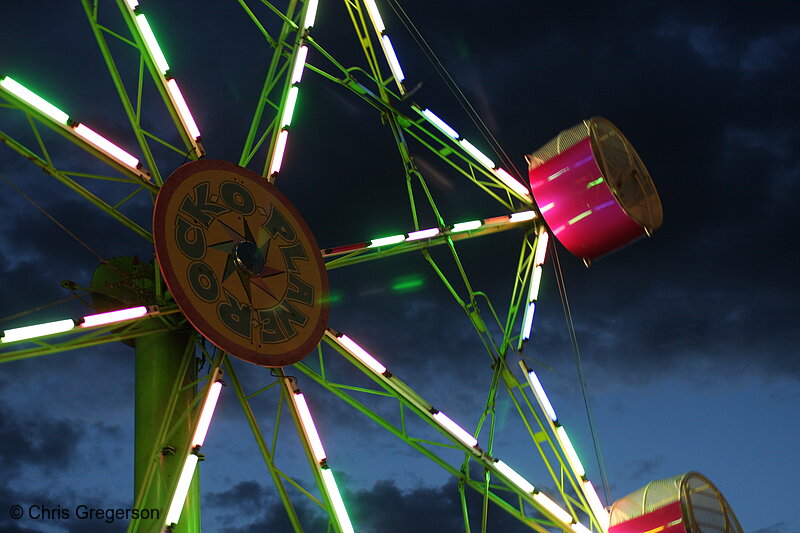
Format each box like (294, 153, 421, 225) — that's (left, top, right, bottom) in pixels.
(1, 1, 799, 533)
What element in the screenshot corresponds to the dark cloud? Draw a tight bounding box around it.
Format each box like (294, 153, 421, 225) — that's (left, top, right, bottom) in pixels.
(754, 523, 800, 533)
(0, 400, 84, 476)
(1, 1, 798, 531)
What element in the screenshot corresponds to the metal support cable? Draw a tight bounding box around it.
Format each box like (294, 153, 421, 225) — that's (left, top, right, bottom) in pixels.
(550, 243, 612, 506)
(0, 173, 107, 263)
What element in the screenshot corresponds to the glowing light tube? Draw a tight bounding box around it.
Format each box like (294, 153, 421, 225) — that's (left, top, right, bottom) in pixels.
(534, 231, 549, 266)
(290, 390, 327, 463)
(522, 365, 558, 423)
(337, 334, 387, 374)
(0, 77, 70, 125)
(432, 411, 478, 448)
(421, 109, 459, 140)
(528, 267, 543, 304)
(369, 234, 405, 248)
(407, 227, 440, 241)
(320, 468, 355, 533)
(533, 491, 573, 525)
(494, 167, 531, 198)
(540, 202, 555, 213)
(124, 0, 139, 9)
(80, 306, 148, 328)
(451, 220, 482, 232)
(363, 0, 386, 32)
(166, 79, 201, 140)
(493, 459, 535, 494)
(269, 130, 289, 175)
(291, 45, 309, 84)
(281, 86, 299, 128)
(509, 210, 536, 223)
(1, 319, 76, 343)
(582, 480, 610, 532)
(556, 425, 586, 478)
(572, 522, 592, 533)
(191, 381, 223, 448)
(303, 0, 319, 29)
(135, 14, 170, 75)
(165, 454, 198, 526)
(381, 35, 406, 83)
(458, 139, 495, 169)
(73, 124, 140, 170)
(520, 301, 536, 344)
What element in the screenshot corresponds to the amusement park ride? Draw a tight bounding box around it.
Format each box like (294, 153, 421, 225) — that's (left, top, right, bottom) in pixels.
(0, 1, 744, 532)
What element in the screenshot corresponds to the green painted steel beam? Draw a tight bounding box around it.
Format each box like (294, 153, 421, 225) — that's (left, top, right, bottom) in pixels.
(0, 308, 181, 362)
(223, 357, 305, 533)
(0, 129, 152, 241)
(82, 0, 165, 185)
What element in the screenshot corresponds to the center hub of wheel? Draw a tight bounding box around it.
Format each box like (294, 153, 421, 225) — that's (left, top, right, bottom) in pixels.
(233, 240, 266, 276)
(152, 159, 329, 367)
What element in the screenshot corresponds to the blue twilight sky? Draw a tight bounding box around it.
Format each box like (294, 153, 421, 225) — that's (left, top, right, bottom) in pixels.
(1, 1, 799, 532)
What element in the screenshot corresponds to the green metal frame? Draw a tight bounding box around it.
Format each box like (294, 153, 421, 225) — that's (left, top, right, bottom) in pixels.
(0, 1, 610, 532)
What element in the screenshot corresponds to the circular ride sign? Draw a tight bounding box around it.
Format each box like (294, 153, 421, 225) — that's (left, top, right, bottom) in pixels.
(153, 159, 329, 367)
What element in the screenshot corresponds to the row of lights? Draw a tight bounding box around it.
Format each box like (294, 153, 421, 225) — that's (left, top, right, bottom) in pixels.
(413, 106, 533, 201)
(0, 76, 152, 181)
(518, 229, 550, 349)
(327, 328, 596, 531)
(267, 0, 319, 179)
(123, 0, 203, 156)
(360, 0, 531, 203)
(520, 361, 610, 532)
(163, 370, 224, 530)
(284, 378, 355, 533)
(322, 209, 537, 257)
(0, 305, 152, 344)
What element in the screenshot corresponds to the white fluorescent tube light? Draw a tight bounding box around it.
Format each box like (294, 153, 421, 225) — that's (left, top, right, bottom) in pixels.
(421, 109, 459, 139)
(291, 46, 309, 84)
(80, 306, 148, 328)
(363, 0, 386, 33)
(381, 35, 406, 83)
(523, 367, 558, 422)
(582, 480, 610, 532)
(572, 522, 593, 533)
(291, 390, 327, 463)
(369, 234, 405, 248)
(533, 491, 573, 525)
(321, 468, 355, 533)
(407, 228, 440, 241)
(556, 425, 586, 478)
(451, 220, 482, 232)
(337, 334, 387, 374)
(509, 210, 536, 223)
(0, 77, 70, 125)
(191, 381, 223, 448)
(281, 86, 299, 128)
(269, 130, 289, 175)
(165, 454, 198, 526)
(493, 459, 535, 494)
(458, 139, 495, 169)
(432, 411, 478, 447)
(73, 124, 140, 169)
(520, 301, 536, 344)
(494, 167, 531, 198)
(1, 319, 76, 343)
(135, 14, 170, 75)
(303, 0, 319, 29)
(534, 231, 549, 266)
(166, 79, 201, 140)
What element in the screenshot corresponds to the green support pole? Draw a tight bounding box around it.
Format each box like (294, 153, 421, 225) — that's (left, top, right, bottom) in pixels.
(134, 331, 200, 533)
